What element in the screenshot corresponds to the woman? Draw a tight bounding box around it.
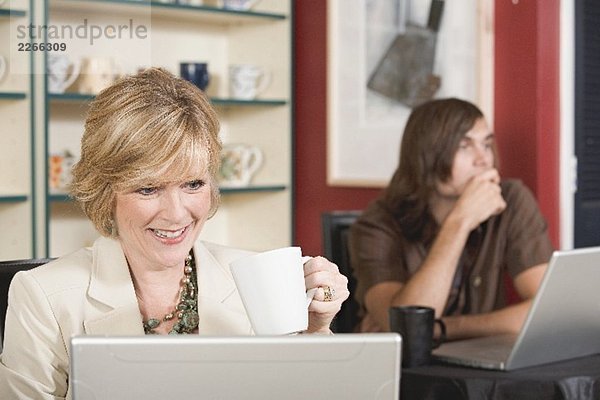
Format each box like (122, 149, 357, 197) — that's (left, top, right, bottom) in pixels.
(350, 98, 553, 339)
(0, 68, 349, 399)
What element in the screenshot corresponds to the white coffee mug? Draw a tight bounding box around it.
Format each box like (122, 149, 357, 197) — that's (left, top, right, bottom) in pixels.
(229, 64, 271, 100)
(47, 54, 80, 94)
(230, 247, 317, 335)
(218, 143, 263, 187)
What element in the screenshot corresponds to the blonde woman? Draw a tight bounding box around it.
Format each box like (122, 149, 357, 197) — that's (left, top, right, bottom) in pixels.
(0, 68, 348, 399)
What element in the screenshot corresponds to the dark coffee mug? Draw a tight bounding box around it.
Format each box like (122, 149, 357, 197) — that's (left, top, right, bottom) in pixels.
(389, 305, 446, 368)
(180, 62, 210, 91)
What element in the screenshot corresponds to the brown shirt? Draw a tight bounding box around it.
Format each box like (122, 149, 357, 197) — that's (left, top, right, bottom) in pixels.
(349, 179, 554, 316)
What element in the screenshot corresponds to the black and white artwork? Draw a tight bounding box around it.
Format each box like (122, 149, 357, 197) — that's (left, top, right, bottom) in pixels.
(328, 0, 493, 187)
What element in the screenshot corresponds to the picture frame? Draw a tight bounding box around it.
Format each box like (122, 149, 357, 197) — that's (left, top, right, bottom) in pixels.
(327, 0, 494, 187)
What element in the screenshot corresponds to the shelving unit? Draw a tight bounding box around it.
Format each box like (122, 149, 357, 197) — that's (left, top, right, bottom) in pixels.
(40, 0, 293, 257)
(0, 0, 34, 259)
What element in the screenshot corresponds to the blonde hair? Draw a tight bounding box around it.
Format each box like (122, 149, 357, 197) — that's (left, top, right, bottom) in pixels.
(70, 67, 222, 237)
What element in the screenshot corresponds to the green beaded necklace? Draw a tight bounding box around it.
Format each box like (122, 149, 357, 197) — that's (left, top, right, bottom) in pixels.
(142, 252, 199, 335)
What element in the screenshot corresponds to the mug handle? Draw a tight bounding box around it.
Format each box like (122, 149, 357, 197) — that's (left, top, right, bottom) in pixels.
(432, 318, 447, 349)
(245, 146, 263, 176)
(255, 69, 272, 97)
(302, 256, 318, 307)
(63, 59, 81, 91)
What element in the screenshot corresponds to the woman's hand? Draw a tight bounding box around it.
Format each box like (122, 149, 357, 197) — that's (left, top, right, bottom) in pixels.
(303, 256, 349, 334)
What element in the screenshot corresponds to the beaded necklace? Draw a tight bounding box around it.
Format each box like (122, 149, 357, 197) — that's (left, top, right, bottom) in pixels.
(142, 252, 199, 334)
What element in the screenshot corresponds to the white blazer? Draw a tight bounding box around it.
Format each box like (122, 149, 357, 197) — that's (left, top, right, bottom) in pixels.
(0, 236, 254, 400)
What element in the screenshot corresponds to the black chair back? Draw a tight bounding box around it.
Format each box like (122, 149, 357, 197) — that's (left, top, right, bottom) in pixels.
(321, 211, 362, 333)
(0, 258, 54, 343)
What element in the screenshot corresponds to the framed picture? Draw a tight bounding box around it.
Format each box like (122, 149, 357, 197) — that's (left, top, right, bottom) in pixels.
(327, 0, 494, 187)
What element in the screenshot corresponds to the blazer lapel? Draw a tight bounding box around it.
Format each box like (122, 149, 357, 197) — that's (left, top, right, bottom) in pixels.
(84, 237, 144, 335)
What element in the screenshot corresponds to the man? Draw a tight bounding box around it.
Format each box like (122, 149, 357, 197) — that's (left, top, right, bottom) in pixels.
(349, 98, 553, 340)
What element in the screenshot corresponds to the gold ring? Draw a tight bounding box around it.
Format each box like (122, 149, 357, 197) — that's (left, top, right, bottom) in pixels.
(323, 286, 335, 302)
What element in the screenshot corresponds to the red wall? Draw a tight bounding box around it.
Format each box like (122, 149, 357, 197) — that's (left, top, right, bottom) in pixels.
(293, 0, 381, 256)
(494, 0, 560, 247)
(294, 0, 560, 255)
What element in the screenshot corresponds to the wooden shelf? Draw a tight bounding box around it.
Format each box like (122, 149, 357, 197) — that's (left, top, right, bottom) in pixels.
(0, 9, 27, 17)
(49, 93, 287, 107)
(212, 98, 287, 107)
(219, 185, 287, 193)
(48, 194, 73, 203)
(50, 0, 287, 23)
(48, 93, 95, 102)
(0, 92, 27, 100)
(0, 195, 28, 203)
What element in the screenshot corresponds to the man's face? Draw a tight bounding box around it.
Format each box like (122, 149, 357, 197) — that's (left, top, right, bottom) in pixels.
(436, 117, 495, 197)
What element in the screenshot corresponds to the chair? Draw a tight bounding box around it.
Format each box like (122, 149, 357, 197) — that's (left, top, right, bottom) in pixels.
(321, 210, 362, 333)
(0, 258, 54, 347)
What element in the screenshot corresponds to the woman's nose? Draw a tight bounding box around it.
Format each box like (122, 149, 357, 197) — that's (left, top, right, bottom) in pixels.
(160, 190, 187, 220)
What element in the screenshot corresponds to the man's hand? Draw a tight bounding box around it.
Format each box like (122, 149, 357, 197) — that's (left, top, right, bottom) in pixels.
(451, 169, 506, 231)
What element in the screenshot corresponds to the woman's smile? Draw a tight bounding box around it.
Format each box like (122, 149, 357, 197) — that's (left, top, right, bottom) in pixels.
(150, 225, 190, 241)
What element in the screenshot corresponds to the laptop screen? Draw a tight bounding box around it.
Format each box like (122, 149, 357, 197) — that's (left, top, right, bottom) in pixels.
(70, 333, 401, 400)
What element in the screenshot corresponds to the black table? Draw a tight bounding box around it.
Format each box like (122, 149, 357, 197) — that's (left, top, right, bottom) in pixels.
(401, 354, 600, 400)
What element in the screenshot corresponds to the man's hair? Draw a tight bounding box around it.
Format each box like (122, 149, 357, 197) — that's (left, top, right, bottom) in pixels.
(383, 97, 495, 241)
(70, 67, 222, 237)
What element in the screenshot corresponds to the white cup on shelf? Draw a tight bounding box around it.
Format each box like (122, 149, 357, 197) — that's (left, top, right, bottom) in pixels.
(229, 64, 271, 100)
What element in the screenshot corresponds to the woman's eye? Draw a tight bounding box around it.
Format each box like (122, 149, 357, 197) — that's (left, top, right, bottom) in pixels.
(186, 180, 205, 190)
(136, 187, 157, 196)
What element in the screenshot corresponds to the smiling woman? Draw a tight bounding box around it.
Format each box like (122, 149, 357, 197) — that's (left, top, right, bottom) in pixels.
(0, 68, 349, 399)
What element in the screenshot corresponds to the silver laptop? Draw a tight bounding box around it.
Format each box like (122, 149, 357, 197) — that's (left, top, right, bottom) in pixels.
(71, 333, 401, 400)
(432, 246, 600, 370)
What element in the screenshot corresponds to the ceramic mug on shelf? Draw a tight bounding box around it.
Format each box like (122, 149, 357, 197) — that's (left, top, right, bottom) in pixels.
(218, 143, 263, 188)
(76, 56, 120, 95)
(180, 62, 210, 91)
(47, 54, 80, 94)
(229, 64, 271, 100)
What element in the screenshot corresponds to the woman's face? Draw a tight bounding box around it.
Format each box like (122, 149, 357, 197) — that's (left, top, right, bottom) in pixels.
(436, 117, 495, 197)
(113, 170, 213, 270)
